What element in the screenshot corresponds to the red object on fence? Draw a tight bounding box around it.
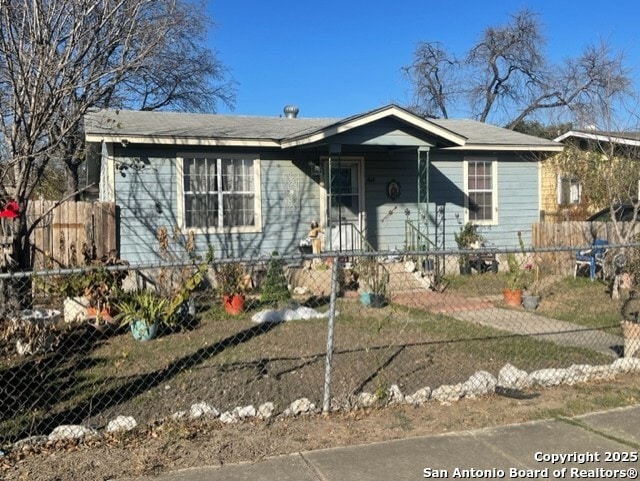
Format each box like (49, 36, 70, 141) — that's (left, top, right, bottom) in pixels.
(0, 200, 19, 219)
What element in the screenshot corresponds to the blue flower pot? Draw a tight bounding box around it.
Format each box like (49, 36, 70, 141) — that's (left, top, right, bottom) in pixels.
(359, 292, 371, 306)
(130, 319, 159, 341)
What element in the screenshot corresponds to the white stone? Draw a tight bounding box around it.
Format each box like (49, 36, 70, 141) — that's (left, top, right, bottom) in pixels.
(232, 405, 256, 419)
(106, 415, 137, 433)
(48, 425, 98, 441)
(567, 364, 594, 384)
(64, 297, 88, 324)
(387, 384, 404, 404)
(171, 411, 187, 421)
(219, 411, 238, 424)
(189, 402, 219, 419)
(463, 371, 497, 397)
(431, 384, 464, 403)
(257, 402, 275, 419)
(528, 368, 569, 387)
(357, 392, 378, 408)
(288, 397, 315, 415)
(612, 357, 640, 373)
(585, 364, 617, 381)
(12, 436, 48, 450)
(404, 387, 431, 406)
(498, 363, 531, 389)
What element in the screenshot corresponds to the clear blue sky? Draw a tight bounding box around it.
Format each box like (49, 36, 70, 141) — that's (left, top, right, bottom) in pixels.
(207, 0, 640, 122)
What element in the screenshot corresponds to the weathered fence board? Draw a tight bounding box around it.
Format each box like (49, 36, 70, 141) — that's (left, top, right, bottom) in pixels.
(29, 200, 117, 268)
(533, 221, 640, 248)
(532, 221, 640, 275)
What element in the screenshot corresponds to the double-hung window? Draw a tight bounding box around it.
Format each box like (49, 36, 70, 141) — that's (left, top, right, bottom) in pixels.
(181, 155, 261, 231)
(557, 174, 581, 205)
(464, 159, 497, 224)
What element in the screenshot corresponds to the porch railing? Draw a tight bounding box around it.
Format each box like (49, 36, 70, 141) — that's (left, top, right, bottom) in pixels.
(330, 222, 376, 253)
(404, 220, 445, 286)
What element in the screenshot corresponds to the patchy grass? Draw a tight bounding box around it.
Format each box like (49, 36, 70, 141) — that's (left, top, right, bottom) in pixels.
(0, 288, 624, 446)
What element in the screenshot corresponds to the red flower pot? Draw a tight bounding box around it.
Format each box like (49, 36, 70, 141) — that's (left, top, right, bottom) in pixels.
(502, 288, 522, 307)
(222, 294, 245, 315)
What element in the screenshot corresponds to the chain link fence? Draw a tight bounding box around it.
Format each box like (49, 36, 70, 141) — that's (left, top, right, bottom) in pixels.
(1, 243, 640, 446)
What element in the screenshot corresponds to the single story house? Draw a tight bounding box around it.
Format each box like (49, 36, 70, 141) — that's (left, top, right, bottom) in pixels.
(83, 104, 562, 263)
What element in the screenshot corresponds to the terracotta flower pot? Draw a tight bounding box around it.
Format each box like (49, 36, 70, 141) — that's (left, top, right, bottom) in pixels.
(223, 294, 245, 315)
(502, 288, 522, 307)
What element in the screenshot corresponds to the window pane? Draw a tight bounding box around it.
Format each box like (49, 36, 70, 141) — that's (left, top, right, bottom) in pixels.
(185, 193, 218, 228)
(467, 161, 493, 222)
(208, 159, 217, 192)
(469, 192, 493, 221)
(223, 194, 255, 226)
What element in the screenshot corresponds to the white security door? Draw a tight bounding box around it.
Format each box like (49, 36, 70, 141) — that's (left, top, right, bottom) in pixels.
(322, 159, 364, 250)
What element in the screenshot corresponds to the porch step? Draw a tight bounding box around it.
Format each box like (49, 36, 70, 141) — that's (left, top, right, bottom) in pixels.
(384, 262, 432, 294)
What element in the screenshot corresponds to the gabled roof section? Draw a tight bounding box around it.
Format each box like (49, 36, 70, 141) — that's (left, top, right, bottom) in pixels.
(554, 130, 640, 147)
(279, 104, 466, 148)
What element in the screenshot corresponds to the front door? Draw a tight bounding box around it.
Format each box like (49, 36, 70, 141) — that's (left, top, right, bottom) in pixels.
(321, 158, 364, 250)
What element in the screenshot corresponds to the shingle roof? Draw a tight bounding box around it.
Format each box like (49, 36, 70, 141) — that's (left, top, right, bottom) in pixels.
(84, 109, 339, 141)
(84, 105, 561, 150)
(432, 119, 560, 147)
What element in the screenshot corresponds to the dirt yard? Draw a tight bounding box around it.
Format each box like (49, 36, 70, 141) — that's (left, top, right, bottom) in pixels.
(3, 373, 640, 481)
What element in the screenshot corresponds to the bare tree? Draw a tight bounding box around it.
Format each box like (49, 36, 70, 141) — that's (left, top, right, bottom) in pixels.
(404, 8, 632, 128)
(402, 42, 461, 119)
(0, 0, 235, 270)
(466, 8, 545, 123)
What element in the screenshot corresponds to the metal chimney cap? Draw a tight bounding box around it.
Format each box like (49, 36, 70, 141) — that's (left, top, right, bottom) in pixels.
(283, 105, 299, 118)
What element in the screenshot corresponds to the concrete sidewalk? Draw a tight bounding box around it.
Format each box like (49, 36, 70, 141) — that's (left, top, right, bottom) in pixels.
(134, 405, 640, 481)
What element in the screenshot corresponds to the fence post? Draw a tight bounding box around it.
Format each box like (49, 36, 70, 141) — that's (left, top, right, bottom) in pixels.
(323, 255, 339, 413)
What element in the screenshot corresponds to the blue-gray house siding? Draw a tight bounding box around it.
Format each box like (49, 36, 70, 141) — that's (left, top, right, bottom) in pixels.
(85, 105, 560, 264)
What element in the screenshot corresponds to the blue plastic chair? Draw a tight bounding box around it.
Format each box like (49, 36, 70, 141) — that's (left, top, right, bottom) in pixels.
(574, 239, 609, 280)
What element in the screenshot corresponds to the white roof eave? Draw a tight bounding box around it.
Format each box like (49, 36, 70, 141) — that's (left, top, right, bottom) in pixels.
(85, 134, 281, 148)
(442, 143, 564, 152)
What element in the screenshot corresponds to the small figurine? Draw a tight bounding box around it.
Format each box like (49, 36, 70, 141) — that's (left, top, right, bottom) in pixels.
(308, 221, 323, 254)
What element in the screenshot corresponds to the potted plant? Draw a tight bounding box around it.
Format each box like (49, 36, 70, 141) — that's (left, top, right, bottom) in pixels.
(503, 231, 526, 307)
(454, 223, 483, 275)
(215, 261, 246, 315)
(522, 257, 542, 310)
(355, 257, 389, 308)
(114, 289, 169, 341)
(52, 265, 124, 327)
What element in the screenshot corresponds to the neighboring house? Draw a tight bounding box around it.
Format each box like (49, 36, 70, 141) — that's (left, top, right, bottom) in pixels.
(83, 104, 561, 263)
(542, 130, 640, 221)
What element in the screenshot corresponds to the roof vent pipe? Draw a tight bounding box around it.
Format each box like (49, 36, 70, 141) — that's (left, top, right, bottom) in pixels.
(283, 105, 299, 118)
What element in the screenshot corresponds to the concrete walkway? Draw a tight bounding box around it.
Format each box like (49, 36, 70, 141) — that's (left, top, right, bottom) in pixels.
(452, 307, 624, 357)
(133, 404, 640, 481)
(392, 290, 624, 357)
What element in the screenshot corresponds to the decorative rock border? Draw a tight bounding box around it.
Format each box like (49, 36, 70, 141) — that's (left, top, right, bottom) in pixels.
(8, 358, 640, 452)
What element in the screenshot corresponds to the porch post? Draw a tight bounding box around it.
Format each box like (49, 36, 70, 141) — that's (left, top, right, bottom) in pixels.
(327, 143, 342, 251)
(417, 147, 430, 249)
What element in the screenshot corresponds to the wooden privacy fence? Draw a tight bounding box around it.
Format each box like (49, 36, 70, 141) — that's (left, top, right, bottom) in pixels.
(29, 200, 117, 269)
(532, 221, 640, 275)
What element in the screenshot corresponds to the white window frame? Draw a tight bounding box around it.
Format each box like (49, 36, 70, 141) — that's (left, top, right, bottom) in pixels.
(463, 158, 498, 225)
(176, 153, 262, 233)
(557, 174, 581, 205)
